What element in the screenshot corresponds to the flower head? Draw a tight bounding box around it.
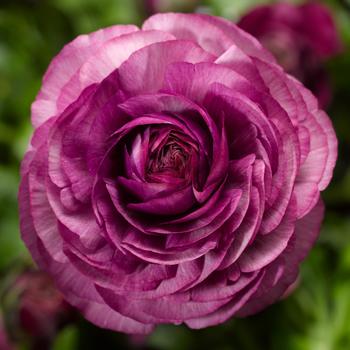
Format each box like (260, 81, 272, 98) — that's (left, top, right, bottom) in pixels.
(19, 13, 337, 334)
(238, 2, 342, 107)
(2, 270, 73, 347)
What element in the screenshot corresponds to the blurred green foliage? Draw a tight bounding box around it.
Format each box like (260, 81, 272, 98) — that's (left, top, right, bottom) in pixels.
(0, 0, 349, 349)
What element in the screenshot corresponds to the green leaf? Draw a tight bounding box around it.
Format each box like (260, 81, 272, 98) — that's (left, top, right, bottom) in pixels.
(52, 325, 79, 350)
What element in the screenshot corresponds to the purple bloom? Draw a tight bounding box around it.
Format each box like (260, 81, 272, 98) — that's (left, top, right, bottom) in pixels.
(19, 13, 337, 334)
(2, 270, 73, 348)
(238, 2, 342, 108)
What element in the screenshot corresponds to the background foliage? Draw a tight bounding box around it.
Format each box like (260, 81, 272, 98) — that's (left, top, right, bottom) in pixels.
(0, 0, 349, 349)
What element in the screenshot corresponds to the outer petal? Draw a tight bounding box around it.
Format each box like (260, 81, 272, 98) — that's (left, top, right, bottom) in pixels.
(293, 80, 338, 190)
(40, 239, 154, 334)
(31, 25, 139, 127)
(76, 30, 175, 97)
(143, 13, 274, 61)
(237, 199, 324, 317)
(118, 40, 215, 95)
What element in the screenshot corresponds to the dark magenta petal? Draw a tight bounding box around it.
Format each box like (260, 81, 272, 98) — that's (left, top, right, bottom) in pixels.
(238, 2, 342, 107)
(126, 186, 196, 216)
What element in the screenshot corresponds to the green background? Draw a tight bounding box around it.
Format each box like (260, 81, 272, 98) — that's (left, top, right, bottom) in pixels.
(0, 0, 349, 349)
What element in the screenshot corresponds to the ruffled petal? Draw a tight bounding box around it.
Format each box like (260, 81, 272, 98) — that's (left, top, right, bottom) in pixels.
(32, 25, 138, 127)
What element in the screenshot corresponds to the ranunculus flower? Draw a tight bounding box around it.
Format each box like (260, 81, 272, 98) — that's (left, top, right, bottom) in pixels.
(19, 13, 337, 334)
(2, 270, 73, 348)
(238, 2, 342, 108)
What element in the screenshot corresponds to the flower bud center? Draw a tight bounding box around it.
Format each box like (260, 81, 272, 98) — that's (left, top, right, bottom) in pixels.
(146, 130, 195, 182)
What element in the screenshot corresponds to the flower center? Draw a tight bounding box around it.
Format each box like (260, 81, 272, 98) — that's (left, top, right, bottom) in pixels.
(149, 139, 188, 175)
(146, 130, 196, 182)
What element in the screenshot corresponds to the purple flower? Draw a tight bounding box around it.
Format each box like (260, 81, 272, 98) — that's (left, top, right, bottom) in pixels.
(238, 2, 342, 108)
(2, 270, 73, 348)
(19, 13, 337, 334)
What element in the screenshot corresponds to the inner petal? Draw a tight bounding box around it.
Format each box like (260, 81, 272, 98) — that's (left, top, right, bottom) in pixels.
(146, 130, 197, 183)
